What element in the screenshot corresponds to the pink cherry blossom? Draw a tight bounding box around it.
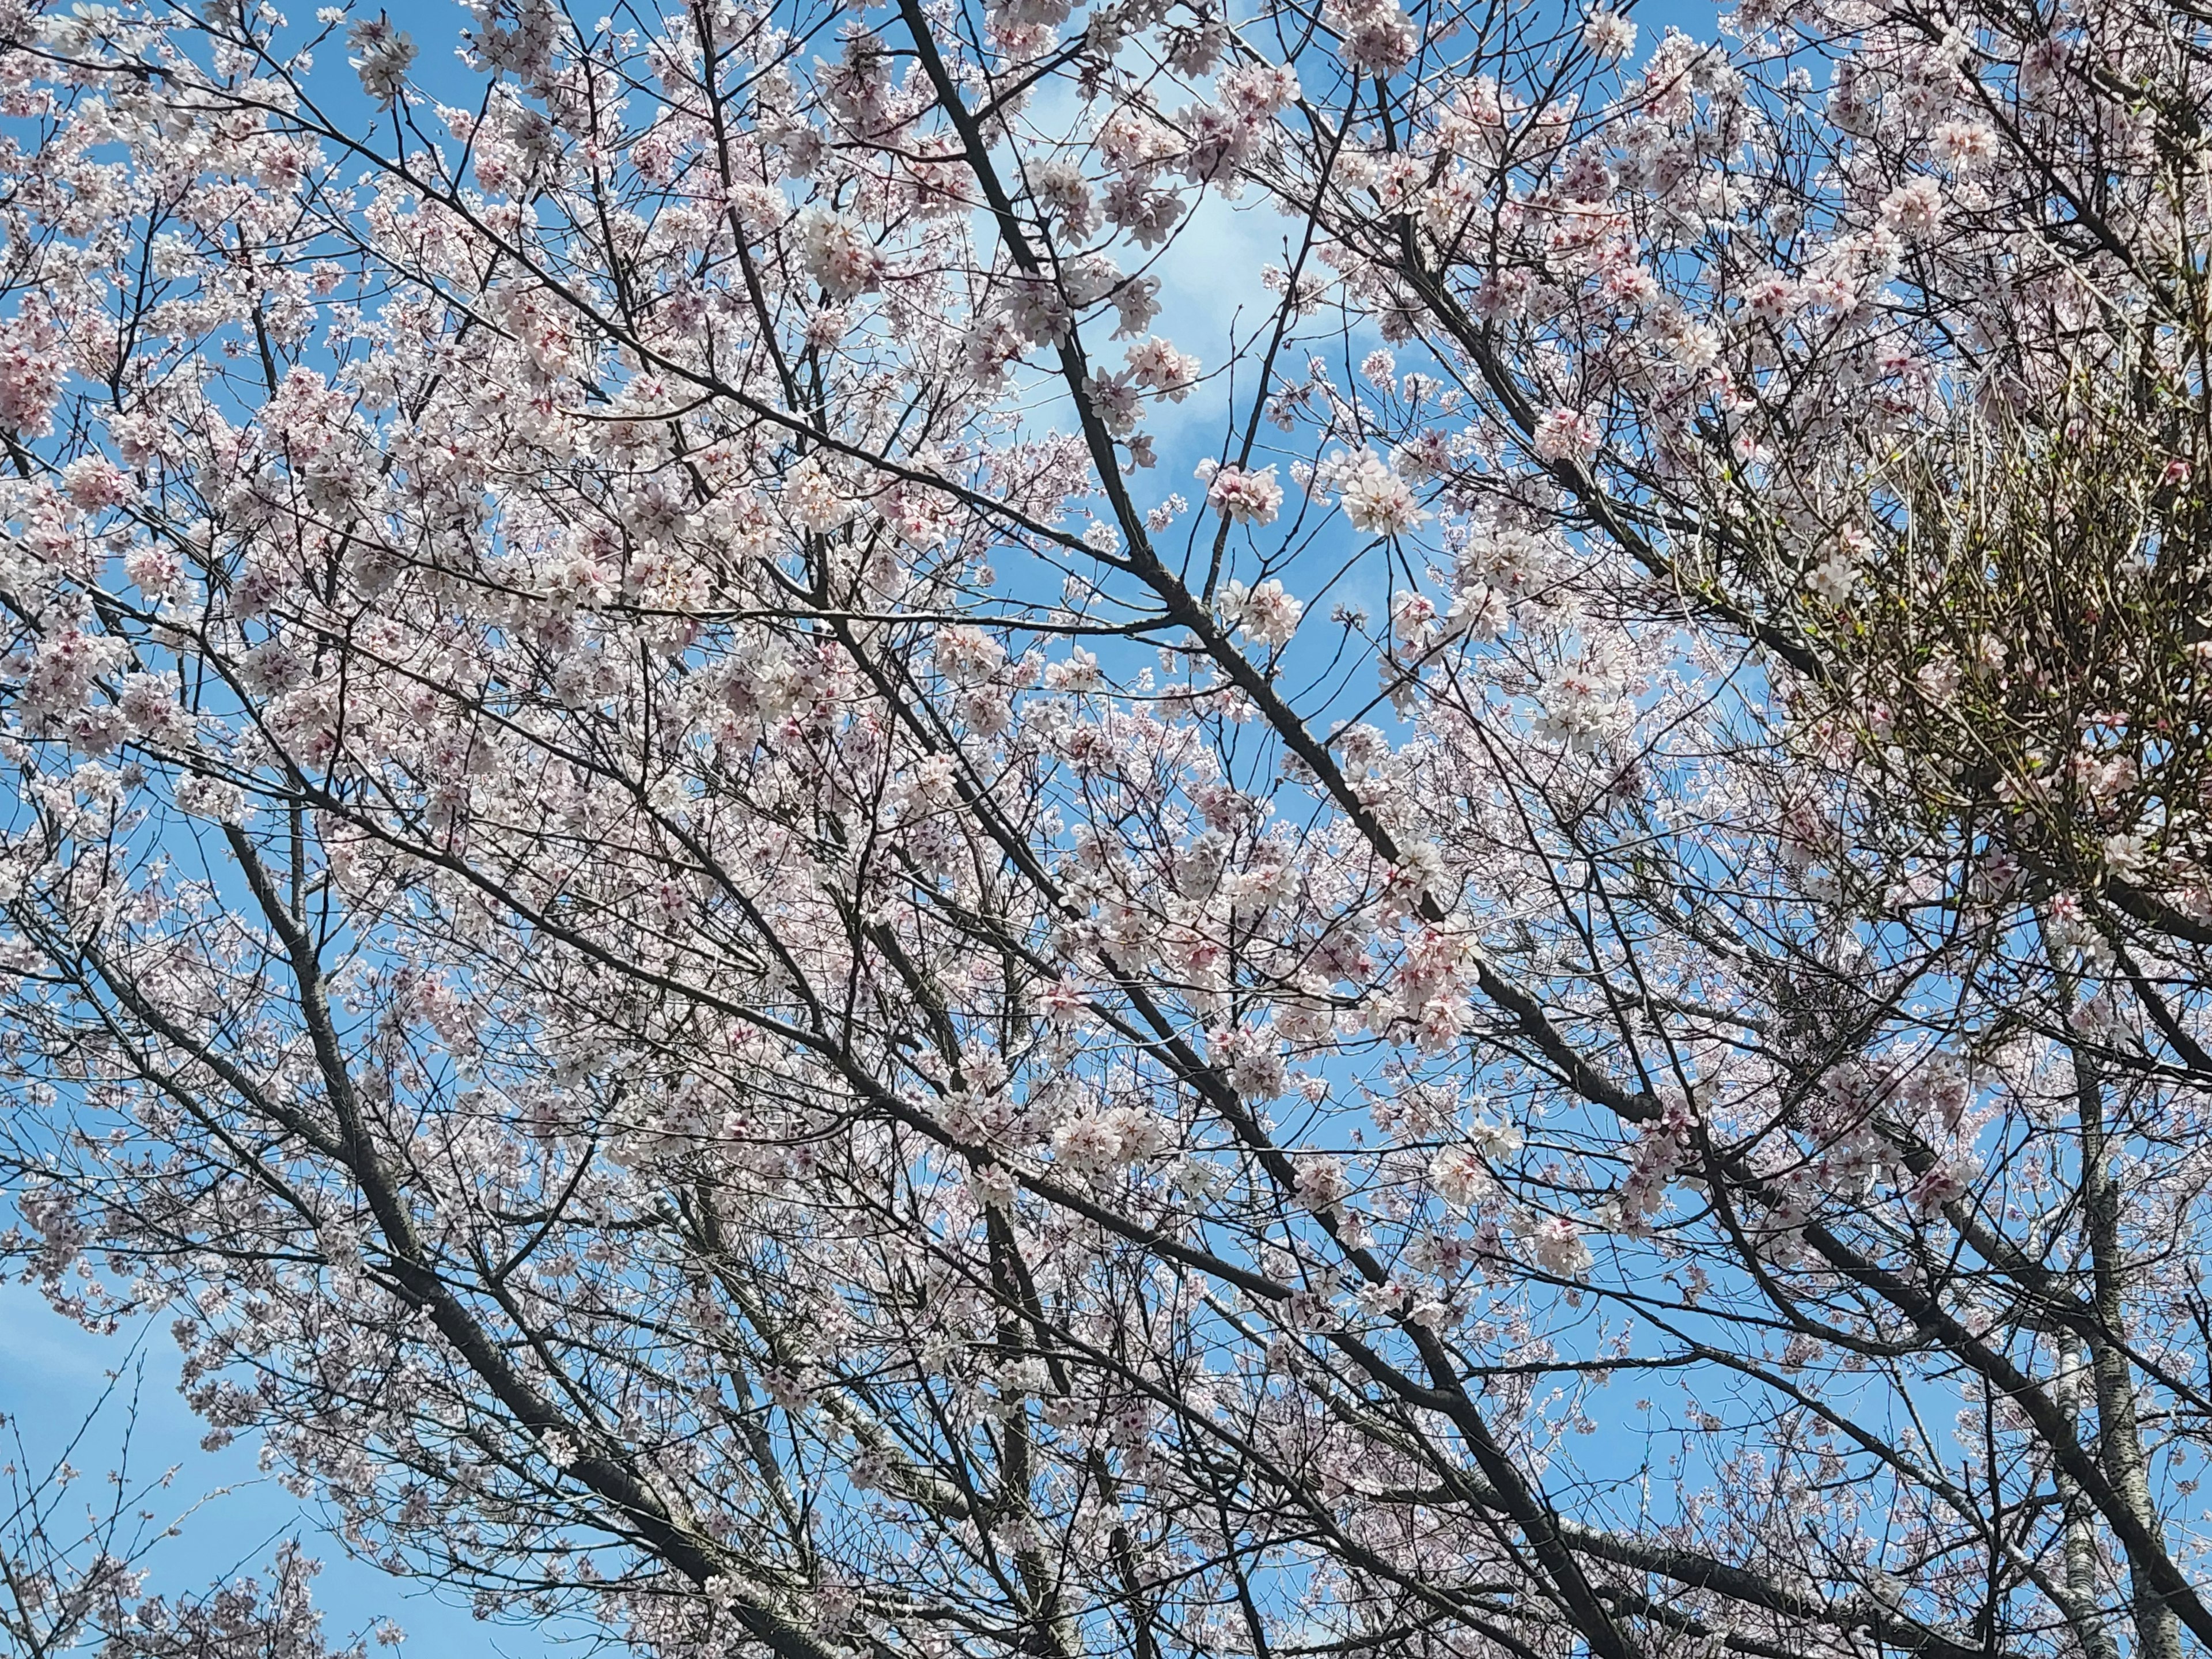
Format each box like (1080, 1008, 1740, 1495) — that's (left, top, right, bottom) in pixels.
(1206, 464, 1284, 525)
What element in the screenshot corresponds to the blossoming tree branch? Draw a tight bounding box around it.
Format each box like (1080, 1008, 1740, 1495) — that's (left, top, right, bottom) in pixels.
(0, 0, 2207, 1654)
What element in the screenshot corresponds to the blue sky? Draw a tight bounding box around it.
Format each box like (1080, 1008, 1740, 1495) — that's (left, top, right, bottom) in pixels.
(0, 1283, 570, 1655)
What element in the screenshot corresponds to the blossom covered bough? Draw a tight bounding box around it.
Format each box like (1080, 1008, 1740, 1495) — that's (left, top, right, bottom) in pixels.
(1, 0, 2211, 1655)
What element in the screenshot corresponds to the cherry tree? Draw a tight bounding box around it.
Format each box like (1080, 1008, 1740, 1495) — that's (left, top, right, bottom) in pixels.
(1, 0, 2211, 1654)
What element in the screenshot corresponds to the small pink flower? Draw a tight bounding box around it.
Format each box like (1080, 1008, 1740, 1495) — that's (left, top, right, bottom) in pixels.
(62, 456, 132, 512)
(1532, 406, 1600, 465)
(1207, 464, 1284, 525)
